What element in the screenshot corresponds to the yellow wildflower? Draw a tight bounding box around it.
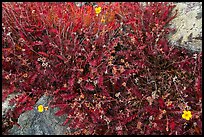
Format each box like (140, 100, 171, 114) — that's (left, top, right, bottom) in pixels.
(182, 110, 192, 120)
(37, 105, 49, 112)
(95, 7, 102, 15)
(37, 105, 44, 112)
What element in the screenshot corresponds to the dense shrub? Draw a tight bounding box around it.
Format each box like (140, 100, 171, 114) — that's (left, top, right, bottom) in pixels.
(2, 2, 202, 135)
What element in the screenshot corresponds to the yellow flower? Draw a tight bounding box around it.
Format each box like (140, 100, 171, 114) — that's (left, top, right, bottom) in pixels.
(37, 105, 44, 112)
(182, 110, 192, 120)
(95, 7, 102, 15)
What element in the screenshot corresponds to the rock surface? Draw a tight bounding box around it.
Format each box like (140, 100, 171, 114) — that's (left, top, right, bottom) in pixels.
(168, 2, 202, 52)
(6, 2, 202, 135)
(8, 95, 69, 135)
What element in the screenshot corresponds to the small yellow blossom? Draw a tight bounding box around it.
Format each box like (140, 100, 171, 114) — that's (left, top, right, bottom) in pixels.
(95, 7, 102, 15)
(37, 105, 49, 112)
(182, 110, 192, 120)
(37, 105, 44, 112)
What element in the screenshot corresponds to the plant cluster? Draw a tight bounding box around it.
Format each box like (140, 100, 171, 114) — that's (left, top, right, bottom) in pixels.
(2, 2, 202, 135)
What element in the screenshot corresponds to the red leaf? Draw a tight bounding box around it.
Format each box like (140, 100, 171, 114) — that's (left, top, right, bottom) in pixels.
(56, 55, 65, 61)
(134, 60, 145, 68)
(125, 19, 137, 25)
(35, 31, 43, 37)
(54, 36, 61, 46)
(107, 21, 115, 30)
(87, 109, 98, 123)
(163, 42, 169, 53)
(87, 52, 94, 61)
(138, 45, 147, 50)
(169, 121, 176, 130)
(8, 84, 16, 95)
(60, 87, 68, 91)
(98, 76, 103, 87)
(61, 93, 77, 101)
(55, 109, 66, 116)
(69, 78, 75, 87)
(24, 106, 33, 111)
(25, 28, 34, 32)
(123, 69, 139, 75)
(72, 21, 81, 32)
(55, 63, 62, 69)
(20, 95, 28, 104)
(49, 28, 58, 36)
(101, 87, 111, 97)
(130, 88, 142, 98)
(62, 107, 76, 126)
(85, 83, 95, 91)
(89, 59, 97, 67)
(62, 116, 70, 126)
(42, 35, 50, 44)
(158, 97, 165, 109)
(195, 76, 202, 100)
(29, 74, 38, 84)
(54, 89, 60, 94)
(112, 23, 120, 30)
(14, 106, 24, 118)
(33, 41, 44, 46)
(16, 93, 27, 103)
(9, 98, 16, 106)
(122, 114, 137, 125)
(117, 130, 123, 135)
(38, 52, 49, 57)
(72, 118, 80, 128)
(51, 104, 68, 109)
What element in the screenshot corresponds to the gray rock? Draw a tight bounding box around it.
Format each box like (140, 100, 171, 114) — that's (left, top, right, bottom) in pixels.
(8, 95, 70, 135)
(168, 2, 202, 52)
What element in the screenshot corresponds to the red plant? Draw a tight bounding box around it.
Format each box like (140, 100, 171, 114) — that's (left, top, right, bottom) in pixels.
(2, 2, 202, 135)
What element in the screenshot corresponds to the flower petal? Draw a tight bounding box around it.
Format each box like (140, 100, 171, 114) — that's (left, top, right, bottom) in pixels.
(38, 105, 44, 112)
(185, 117, 190, 120)
(182, 114, 186, 119)
(187, 111, 191, 115)
(183, 110, 187, 114)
